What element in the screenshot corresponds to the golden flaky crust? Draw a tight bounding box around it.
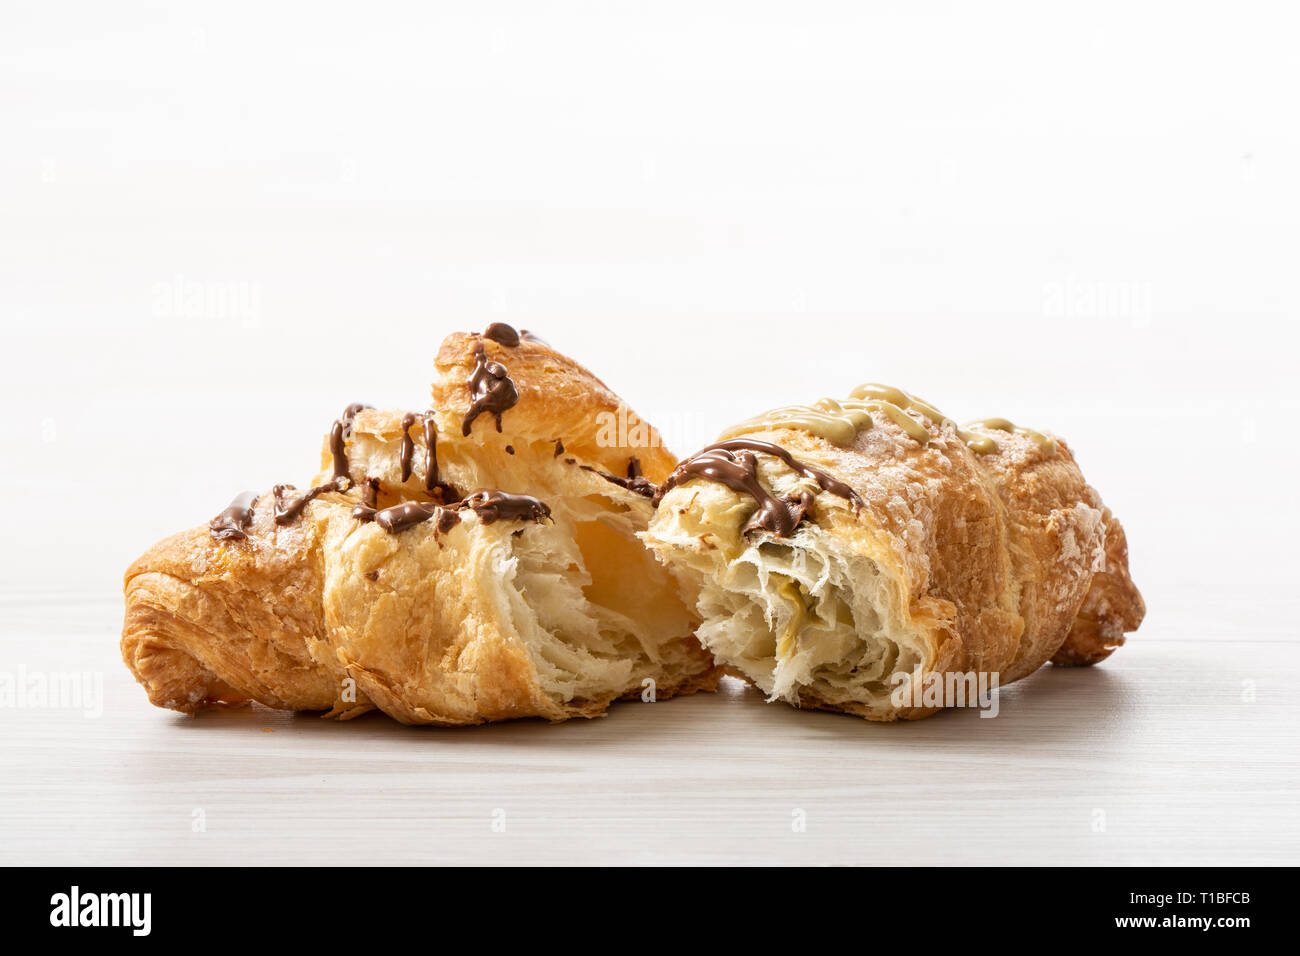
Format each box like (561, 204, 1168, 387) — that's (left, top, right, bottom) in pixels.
(1052, 504, 1144, 667)
(432, 330, 677, 484)
(122, 328, 719, 726)
(644, 411, 1144, 721)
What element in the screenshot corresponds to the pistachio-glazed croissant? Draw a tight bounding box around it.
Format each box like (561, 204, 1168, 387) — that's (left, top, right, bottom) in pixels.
(122, 325, 720, 725)
(641, 386, 1144, 721)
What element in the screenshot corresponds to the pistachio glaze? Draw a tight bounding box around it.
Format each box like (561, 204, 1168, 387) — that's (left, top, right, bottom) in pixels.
(964, 416, 1057, 451)
(655, 438, 862, 538)
(718, 382, 1055, 456)
(716, 397, 875, 446)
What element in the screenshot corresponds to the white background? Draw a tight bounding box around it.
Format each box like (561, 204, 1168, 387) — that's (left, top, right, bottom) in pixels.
(2, 3, 1298, 866)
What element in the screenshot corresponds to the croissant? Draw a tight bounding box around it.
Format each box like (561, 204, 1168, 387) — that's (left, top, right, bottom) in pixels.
(641, 385, 1144, 720)
(122, 324, 719, 725)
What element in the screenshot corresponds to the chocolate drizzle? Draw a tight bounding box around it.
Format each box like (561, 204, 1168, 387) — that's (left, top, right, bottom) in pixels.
(483, 322, 521, 347)
(655, 438, 862, 537)
(218, 477, 547, 540)
(329, 421, 349, 480)
(213, 386, 547, 547)
(422, 416, 438, 488)
(273, 480, 340, 525)
(367, 489, 547, 535)
(482, 322, 549, 348)
(397, 412, 458, 501)
(423, 416, 458, 500)
(462, 340, 520, 436)
(330, 402, 372, 482)
(458, 489, 551, 525)
(374, 501, 462, 535)
(399, 413, 419, 481)
(580, 456, 656, 499)
(352, 477, 381, 523)
(361, 477, 379, 509)
(209, 491, 258, 540)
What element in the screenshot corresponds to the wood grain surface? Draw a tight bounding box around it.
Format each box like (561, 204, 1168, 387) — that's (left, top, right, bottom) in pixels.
(4, 0, 1298, 871)
(3, 596, 1295, 866)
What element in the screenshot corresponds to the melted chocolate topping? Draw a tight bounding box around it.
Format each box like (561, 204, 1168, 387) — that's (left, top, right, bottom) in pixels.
(329, 402, 371, 482)
(462, 340, 520, 436)
(397, 412, 459, 502)
(374, 501, 461, 535)
(399, 413, 419, 481)
(436, 508, 463, 534)
(329, 420, 349, 480)
(210, 491, 258, 540)
(368, 490, 547, 536)
(221, 396, 547, 544)
(482, 322, 550, 348)
(483, 322, 521, 347)
(361, 477, 379, 509)
(352, 477, 381, 523)
(273, 481, 340, 525)
(422, 415, 438, 488)
(655, 438, 861, 537)
(423, 416, 459, 501)
(579, 455, 656, 498)
(223, 478, 547, 540)
(458, 489, 551, 525)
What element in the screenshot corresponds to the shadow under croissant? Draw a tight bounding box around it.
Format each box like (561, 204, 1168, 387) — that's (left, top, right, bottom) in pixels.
(160, 666, 1138, 750)
(163, 691, 724, 749)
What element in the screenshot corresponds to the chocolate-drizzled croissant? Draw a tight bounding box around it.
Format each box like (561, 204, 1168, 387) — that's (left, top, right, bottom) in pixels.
(121, 326, 719, 725)
(641, 386, 1144, 721)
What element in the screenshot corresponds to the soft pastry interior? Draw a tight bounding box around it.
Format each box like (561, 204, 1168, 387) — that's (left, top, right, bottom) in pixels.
(322, 407, 710, 718)
(122, 324, 718, 725)
(645, 463, 912, 713)
(642, 388, 1145, 720)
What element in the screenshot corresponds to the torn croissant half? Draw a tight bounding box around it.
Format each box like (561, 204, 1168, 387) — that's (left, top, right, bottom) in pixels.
(122, 324, 719, 725)
(641, 386, 1145, 721)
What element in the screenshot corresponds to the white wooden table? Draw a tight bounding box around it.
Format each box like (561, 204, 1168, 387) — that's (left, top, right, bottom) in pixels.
(3, 595, 1296, 866)
(4, 0, 1299, 871)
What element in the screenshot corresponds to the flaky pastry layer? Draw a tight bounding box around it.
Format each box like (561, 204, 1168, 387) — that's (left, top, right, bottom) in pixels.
(643, 410, 1144, 720)
(122, 327, 719, 726)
